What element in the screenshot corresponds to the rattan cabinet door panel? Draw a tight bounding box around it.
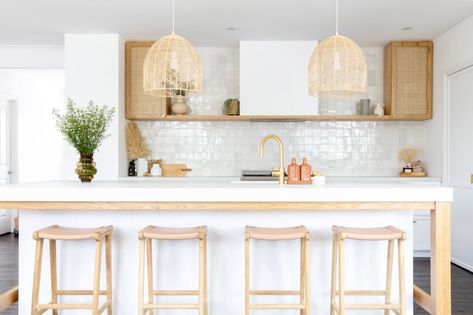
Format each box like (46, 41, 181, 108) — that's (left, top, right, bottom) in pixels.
(384, 41, 433, 120)
(125, 42, 170, 120)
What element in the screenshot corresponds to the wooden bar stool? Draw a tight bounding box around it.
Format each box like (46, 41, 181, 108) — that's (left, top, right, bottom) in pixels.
(31, 225, 113, 315)
(330, 225, 406, 315)
(245, 225, 310, 315)
(138, 225, 208, 315)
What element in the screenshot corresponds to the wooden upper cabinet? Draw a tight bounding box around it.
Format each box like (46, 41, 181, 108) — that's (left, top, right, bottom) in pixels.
(384, 41, 433, 120)
(125, 42, 169, 120)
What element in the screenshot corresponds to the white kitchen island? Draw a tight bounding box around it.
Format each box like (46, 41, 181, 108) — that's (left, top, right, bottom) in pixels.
(0, 177, 453, 315)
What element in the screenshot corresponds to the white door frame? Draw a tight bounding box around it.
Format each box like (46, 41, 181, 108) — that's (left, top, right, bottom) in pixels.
(443, 61, 473, 185)
(442, 61, 473, 272)
(0, 94, 18, 233)
(0, 94, 18, 184)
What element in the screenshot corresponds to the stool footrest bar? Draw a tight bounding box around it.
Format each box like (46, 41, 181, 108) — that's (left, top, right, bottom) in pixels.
(37, 301, 110, 311)
(250, 303, 305, 309)
(56, 290, 108, 295)
(344, 303, 401, 310)
(143, 303, 200, 309)
(152, 290, 199, 295)
(250, 290, 301, 295)
(37, 303, 94, 309)
(336, 290, 387, 295)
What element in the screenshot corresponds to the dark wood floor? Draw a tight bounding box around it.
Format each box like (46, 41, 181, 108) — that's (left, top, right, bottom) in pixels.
(0, 233, 18, 315)
(0, 234, 472, 314)
(414, 257, 473, 315)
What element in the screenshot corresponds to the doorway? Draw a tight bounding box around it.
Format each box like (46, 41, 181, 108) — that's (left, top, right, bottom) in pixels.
(0, 96, 17, 234)
(445, 63, 473, 272)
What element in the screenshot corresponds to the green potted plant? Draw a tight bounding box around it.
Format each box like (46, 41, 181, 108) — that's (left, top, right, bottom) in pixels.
(223, 98, 240, 115)
(53, 99, 115, 182)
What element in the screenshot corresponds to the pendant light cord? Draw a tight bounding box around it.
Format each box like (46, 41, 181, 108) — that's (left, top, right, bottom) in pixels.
(335, 0, 339, 35)
(172, 0, 175, 34)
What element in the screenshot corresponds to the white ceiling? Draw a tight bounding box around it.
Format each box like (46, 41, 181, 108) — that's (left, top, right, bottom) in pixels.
(0, 0, 473, 46)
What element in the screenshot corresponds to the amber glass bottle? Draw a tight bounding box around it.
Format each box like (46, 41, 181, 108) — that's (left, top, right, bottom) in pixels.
(300, 157, 312, 182)
(288, 158, 301, 184)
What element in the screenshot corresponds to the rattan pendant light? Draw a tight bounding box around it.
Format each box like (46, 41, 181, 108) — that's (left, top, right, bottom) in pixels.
(308, 0, 367, 98)
(143, 0, 202, 97)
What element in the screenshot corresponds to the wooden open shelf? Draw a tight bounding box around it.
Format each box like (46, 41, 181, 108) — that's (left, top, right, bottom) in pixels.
(128, 115, 426, 122)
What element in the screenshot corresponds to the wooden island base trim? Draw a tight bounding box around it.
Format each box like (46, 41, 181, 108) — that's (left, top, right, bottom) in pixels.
(414, 285, 432, 313)
(0, 201, 436, 211)
(0, 286, 18, 312)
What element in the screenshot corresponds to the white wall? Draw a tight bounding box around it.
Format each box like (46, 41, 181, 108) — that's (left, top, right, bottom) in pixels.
(426, 14, 473, 177)
(427, 14, 473, 270)
(0, 69, 65, 183)
(240, 41, 318, 115)
(0, 45, 65, 183)
(0, 45, 63, 69)
(64, 34, 126, 180)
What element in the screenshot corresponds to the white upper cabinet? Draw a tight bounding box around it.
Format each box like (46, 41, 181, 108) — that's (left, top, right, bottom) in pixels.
(239, 41, 318, 116)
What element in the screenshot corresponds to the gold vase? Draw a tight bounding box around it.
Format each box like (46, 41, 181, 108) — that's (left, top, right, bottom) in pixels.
(76, 153, 97, 183)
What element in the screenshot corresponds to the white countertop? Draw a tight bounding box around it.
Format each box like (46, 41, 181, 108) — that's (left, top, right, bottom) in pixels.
(0, 176, 452, 202)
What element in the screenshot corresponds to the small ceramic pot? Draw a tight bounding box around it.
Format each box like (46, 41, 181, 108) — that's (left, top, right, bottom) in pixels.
(136, 158, 148, 176)
(172, 96, 189, 115)
(373, 103, 385, 116)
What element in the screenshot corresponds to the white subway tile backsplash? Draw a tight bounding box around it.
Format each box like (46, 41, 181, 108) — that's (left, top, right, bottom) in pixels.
(138, 120, 427, 177)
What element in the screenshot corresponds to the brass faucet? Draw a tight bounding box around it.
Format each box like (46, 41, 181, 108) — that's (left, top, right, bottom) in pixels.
(259, 134, 285, 185)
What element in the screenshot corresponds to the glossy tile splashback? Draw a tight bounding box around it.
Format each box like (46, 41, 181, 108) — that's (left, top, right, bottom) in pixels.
(137, 120, 427, 176)
(136, 46, 427, 177)
(187, 47, 239, 115)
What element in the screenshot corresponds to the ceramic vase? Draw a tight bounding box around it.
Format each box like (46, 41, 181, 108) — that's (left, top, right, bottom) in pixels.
(76, 153, 97, 182)
(136, 158, 148, 176)
(172, 96, 189, 115)
(373, 103, 385, 116)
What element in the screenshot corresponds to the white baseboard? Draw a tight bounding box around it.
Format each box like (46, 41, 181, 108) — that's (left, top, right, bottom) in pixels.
(451, 257, 473, 273)
(414, 250, 430, 258)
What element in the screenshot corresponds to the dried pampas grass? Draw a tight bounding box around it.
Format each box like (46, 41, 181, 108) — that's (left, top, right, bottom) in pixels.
(125, 122, 151, 159)
(399, 148, 417, 165)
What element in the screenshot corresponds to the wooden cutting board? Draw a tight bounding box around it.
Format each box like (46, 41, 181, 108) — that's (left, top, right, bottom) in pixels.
(160, 164, 192, 177)
(400, 171, 426, 177)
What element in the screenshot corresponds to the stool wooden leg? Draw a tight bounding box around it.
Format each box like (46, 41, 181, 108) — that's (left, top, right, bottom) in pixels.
(300, 238, 306, 315)
(92, 239, 103, 315)
(330, 235, 338, 315)
(31, 239, 44, 315)
(398, 239, 406, 315)
(245, 237, 250, 315)
(385, 240, 394, 315)
(199, 235, 205, 315)
(49, 240, 58, 315)
(138, 239, 145, 315)
(338, 239, 345, 315)
(146, 239, 154, 315)
(304, 236, 311, 315)
(105, 234, 113, 314)
(203, 235, 208, 315)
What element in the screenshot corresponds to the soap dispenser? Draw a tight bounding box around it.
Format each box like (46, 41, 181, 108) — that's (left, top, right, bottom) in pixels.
(287, 157, 301, 184)
(300, 157, 312, 183)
